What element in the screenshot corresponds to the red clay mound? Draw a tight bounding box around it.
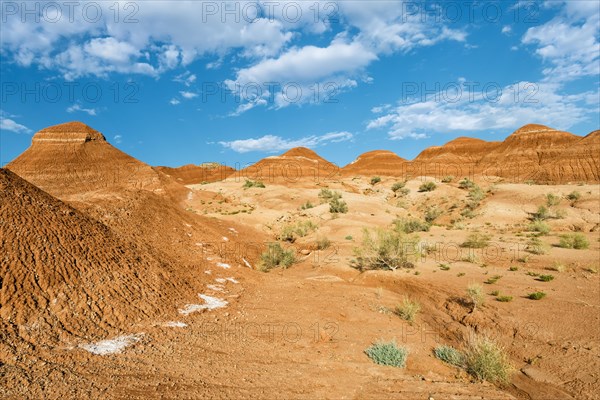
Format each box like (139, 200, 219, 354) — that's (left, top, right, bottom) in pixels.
(238, 147, 340, 183)
(342, 150, 408, 176)
(0, 168, 197, 353)
(479, 124, 583, 182)
(7, 121, 163, 197)
(156, 163, 235, 184)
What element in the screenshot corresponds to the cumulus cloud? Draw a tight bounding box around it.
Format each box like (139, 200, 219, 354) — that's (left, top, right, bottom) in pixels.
(0, 117, 32, 134)
(66, 104, 98, 116)
(180, 91, 198, 99)
(219, 131, 353, 153)
(367, 82, 599, 139)
(522, 1, 599, 82)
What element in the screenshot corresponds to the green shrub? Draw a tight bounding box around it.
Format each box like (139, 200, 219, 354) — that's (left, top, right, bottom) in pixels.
(419, 181, 437, 192)
(277, 220, 317, 242)
(441, 176, 454, 183)
(484, 275, 502, 284)
(459, 178, 476, 189)
(469, 186, 486, 203)
(546, 193, 561, 207)
(316, 237, 331, 250)
(351, 228, 420, 271)
(391, 181, 405, 191)
(497, 295, 513, 302)
(528, 219, 550, 235)
(490, 290, 500, 296)
(371, 176, 382, 185)
(318, 188, 340, 202)
(434, 345, 464, 367)
(393, 218, 430, 233)
(365, 341, 408, 368)
(243, 179, 265, 188)
(528, 291, 546, 300)
(467, 284, 485, 309)
(526, 237, 549, 255)
(566, 191, 581, 202)
(300, 201, 314, 210)
(464, 337, 513, 384)
(345, 235, 353, 240)
(395, 298, 421, 322)
(558, 233, 589, 249)
(508, 266, 519, 271)
(461, 233, 491, 249)
(439, 263, 451, 271)
(259, 243, 295, 271)
(329, 197, 348, 214)
(532, 205, 551, 221)
(536, 274, 554, 282)
(424, 207, 442, 223)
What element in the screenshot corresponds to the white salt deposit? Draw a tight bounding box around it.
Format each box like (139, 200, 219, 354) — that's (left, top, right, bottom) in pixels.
(222, 236, 229, 241)
(216, 262, 231, 269)
(228, 227, 238, 233)
(79, 334, 143, 355)
(242, 258, 252, 269)
(179, 294, 228, 315)
(225, 277, 239, 284)
(215, 278, 226, 283)
(164, 321, 188, 328)
(206, 284, 225, 292)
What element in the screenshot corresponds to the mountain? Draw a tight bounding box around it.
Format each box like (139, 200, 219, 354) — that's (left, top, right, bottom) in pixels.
(6, 121, 163, 198)
(239, 147, 340, 183)
(342, 150, 408, 176)
(156, 163, 236, 185)
(0, 168, 196, 351)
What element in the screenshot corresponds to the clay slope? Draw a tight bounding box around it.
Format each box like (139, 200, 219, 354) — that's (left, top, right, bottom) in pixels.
(342, 150, 408, 176)
(6, 121, 163, 197)
(0, 168, 196, 353)
(156, 163, 235, 184)
(239, 147, 340, 183)
(479, 124, 584, 182)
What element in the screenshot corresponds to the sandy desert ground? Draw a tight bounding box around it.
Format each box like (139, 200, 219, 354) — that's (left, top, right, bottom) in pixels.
(1, 122, 599, 399)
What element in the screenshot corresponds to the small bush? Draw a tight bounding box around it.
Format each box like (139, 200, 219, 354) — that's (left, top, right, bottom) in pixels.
(467, 284, 485, 309)
(395, 298, 421, 322)
(352, 228, 420, 271)
(537, 274, 555, 282)
(532, 205, 551, 221)
(464, 337, 513, 384)
(316, 237, 331, 250)
(329, 197, 348, 214)
(546, 193, 561, 207)
(558, 233, 589, 249)
(497, 295, 513, 302)
(318, 188, 340, 202)
(393, 218, 430, 233)
(566, 191, 581, 202)
(509, 266, 519, 271)
(548, 261, 565, 272)
(371, 176, 382, 185)
(526, 237, 549, 255)
(469, 186, 486, 203)
(461, 233, 491, 249)
(528, 291, 546, 300)
(424, 207, 442, 223)
(300, 201, 314, 210)
(243, 179, 265, 188)
(441, 176, 454, 183)
(345, 235, 353, 240)
(391, 181, 406, 192)
(490, 290, 500, 296)
(419, 181, 437, 192)
(365, 341, 408, 368)
(484, 275, 502, 284)
(439, 263, 451, 271)
(459, 178, 476, 189)
(259, 243, 295, 271)
(277, 221, 317, 242)
(434, 345, 464, 367)
(528, 220, 550, 235)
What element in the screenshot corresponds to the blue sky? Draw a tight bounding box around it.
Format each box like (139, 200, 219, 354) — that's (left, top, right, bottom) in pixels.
(1, 1, 599, 168)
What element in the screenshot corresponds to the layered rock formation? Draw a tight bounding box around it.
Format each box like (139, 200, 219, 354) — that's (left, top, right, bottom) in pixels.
(156, 163, 236, 184)
(342, 150, 408, 177)
(239, 147, 341, 183)
(7, 122, 163, 197)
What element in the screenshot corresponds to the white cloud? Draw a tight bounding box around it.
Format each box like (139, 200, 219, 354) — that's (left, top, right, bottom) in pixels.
(219, 131, 353, 153)
(501, 26, 512, 35)
(66, 104, 98, 116)
(113, 134, 122, 144)
(522, 2, 599, 82)
(0, 117, 32, 134)
(170, 98, 181, 105)
(174, 72, 197, 86)
(180, 91, 198, 99)
(367, 81, 599, 139)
